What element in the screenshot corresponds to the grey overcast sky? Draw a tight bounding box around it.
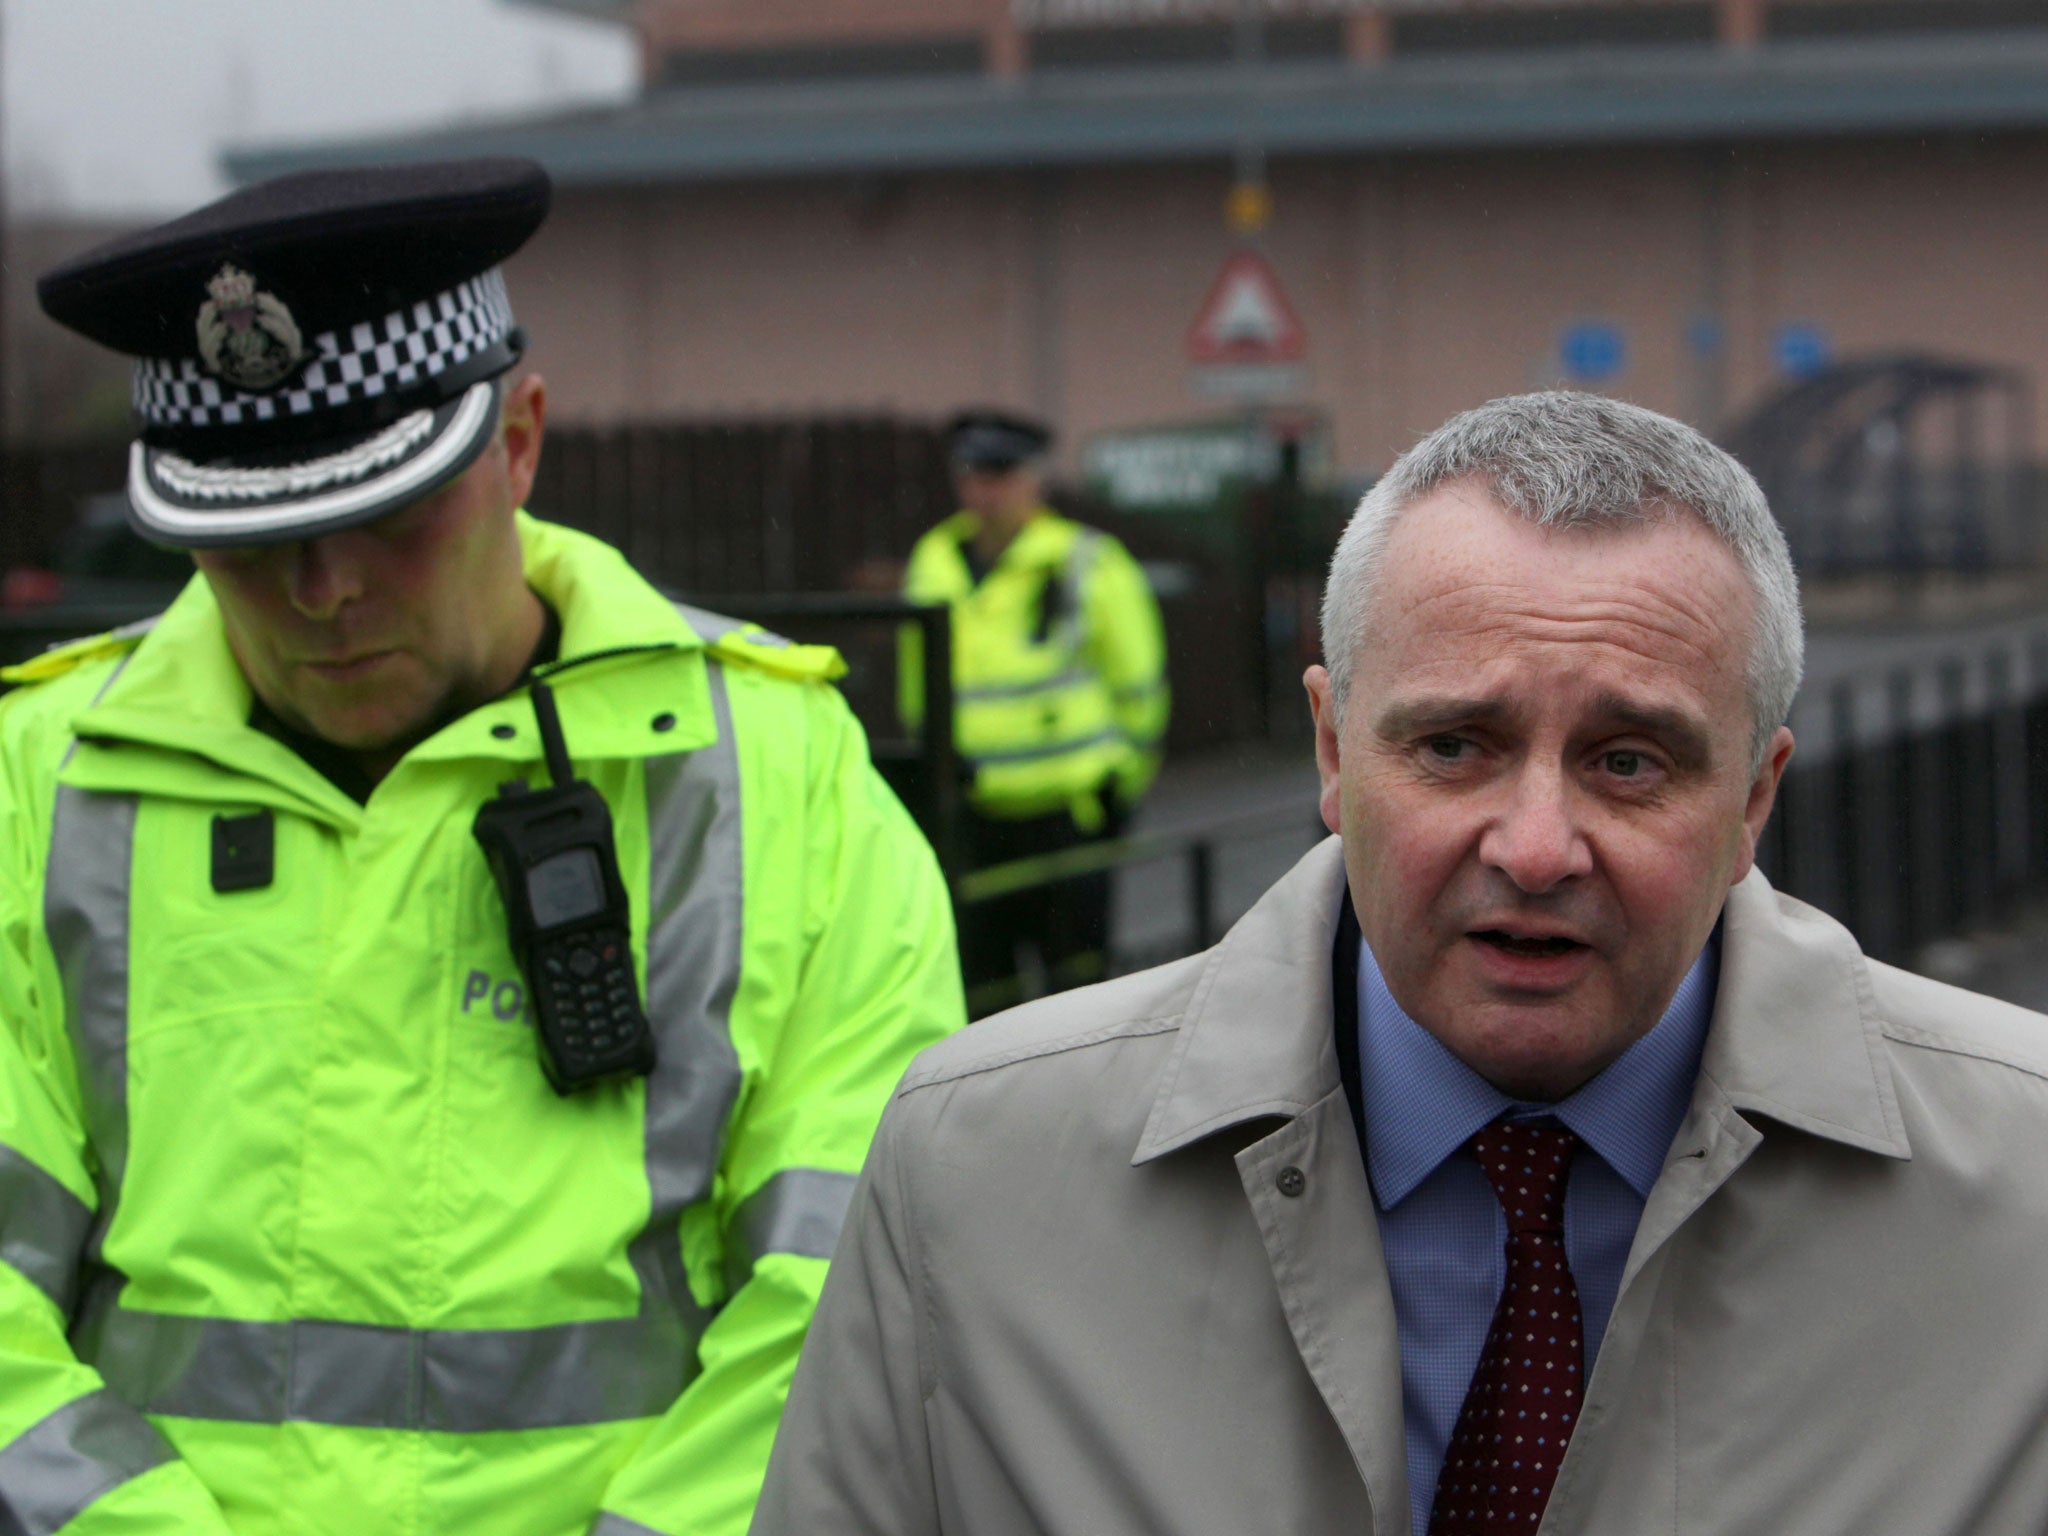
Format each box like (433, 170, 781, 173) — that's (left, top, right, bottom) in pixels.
(4, 0, 637, 219)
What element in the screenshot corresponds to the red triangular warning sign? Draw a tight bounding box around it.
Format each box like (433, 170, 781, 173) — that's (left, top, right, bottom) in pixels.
(1186, 249, 1307, 366)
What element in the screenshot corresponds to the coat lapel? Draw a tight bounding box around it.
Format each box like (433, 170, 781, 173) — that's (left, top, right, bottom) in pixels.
(1134, 838, 1411, 1531)
(1624, 865, 1911, 1290)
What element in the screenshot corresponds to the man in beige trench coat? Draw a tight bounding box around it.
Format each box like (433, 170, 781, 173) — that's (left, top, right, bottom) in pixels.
(752, 392, 2048, 1536)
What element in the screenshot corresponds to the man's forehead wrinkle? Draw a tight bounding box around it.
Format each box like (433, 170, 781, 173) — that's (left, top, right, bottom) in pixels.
(1390, 578, 1741, 675)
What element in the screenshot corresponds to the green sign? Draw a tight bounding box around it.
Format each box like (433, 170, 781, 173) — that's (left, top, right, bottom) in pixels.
(1084, 424, 1279, 511)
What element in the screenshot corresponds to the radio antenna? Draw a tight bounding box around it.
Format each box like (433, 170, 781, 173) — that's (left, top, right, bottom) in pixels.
(529, 679, 575, 788)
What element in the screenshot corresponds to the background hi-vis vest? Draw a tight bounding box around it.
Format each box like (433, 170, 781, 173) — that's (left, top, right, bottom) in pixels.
(902, 511, 1169, 824)
(0, 516, 964, 1536)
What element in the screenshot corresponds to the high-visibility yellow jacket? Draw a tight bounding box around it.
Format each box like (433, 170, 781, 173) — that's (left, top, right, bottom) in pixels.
(902, 510, 1168, 826)
(0, 514, 964, 1536)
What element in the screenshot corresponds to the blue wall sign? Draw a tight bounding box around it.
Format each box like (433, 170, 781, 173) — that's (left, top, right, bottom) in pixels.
(1560, 322, 1625, 382)
(1773, 322, 1831, 378)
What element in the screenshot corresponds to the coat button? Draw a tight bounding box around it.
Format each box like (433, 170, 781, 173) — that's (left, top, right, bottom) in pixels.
(490, 724, 516, 740)
(651, 712, 676, 733)
(1276, 1166, 1306, 1198)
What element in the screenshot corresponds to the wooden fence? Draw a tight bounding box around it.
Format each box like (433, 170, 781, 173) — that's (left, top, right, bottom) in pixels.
(529, 418, 954, 596)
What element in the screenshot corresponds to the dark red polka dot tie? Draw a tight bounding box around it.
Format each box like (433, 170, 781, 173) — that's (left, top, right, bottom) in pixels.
(1428, 1121, 1584, 1536)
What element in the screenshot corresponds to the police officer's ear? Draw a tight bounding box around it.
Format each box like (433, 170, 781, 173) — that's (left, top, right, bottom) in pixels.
(502, 373, 547, 513)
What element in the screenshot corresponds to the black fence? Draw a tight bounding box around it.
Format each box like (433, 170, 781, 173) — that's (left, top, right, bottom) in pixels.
(530, 418, 952, 597)
(1758, 632, 2048, 965)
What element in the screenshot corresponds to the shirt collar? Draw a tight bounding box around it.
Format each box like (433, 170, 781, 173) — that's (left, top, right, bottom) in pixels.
(1357, 930, 1719, 1211)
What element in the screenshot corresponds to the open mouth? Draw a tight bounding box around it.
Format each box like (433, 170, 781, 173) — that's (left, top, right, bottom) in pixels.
(1473, 930, 1586, 958)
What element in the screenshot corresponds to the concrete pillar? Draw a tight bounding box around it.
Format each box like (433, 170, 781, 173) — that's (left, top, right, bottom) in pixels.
(1716, 0, 1766, 48)
(1345, 10, 1393, 64)
(987, 7, 1029, 78)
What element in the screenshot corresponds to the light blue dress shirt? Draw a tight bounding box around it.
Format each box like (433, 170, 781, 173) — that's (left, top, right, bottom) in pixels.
(1355, 934, 1717, 1536)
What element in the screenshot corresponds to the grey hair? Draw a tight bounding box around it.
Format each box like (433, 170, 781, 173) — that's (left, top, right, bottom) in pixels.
(1320, 391, 1803, 770)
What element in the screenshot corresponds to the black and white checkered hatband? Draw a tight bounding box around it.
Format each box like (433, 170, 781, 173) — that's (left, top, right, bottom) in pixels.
(135, 269, 513, 434)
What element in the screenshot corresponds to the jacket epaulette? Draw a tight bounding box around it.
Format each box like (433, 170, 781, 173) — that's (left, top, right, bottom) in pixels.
(670, 600, 848, 685)
(0, 615, 159, 688)
(704, 626, 846, 685)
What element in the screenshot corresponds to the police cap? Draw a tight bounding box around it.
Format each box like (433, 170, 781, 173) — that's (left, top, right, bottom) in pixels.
(37, 157, 552, 548)
(946, 410, 1052, 474)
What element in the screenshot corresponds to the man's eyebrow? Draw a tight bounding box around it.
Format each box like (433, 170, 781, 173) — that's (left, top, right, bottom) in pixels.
(1371, 697, 1509, 739)
(1586, 692, 1715, 767)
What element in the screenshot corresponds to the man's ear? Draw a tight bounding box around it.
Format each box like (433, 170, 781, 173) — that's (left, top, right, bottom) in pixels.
(1305, 665, 1343, 837)
(1732, 724, 1796, 882)
(501, 373, 546, 511)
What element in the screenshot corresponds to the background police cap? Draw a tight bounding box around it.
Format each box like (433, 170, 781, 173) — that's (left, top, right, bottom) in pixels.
(946, 410, 1052, 473)
(36, 157, 551, 549)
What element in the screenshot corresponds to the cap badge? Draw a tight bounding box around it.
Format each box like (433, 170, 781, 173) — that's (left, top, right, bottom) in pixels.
(196, 264, 304, 390)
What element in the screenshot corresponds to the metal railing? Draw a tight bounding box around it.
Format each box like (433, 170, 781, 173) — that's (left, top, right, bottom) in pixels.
(957, 800, 1324, 958)
(1759, 630, 2048, 964)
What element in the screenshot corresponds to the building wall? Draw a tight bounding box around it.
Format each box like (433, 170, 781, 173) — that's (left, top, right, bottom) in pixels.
(506, 132, 2048, 476)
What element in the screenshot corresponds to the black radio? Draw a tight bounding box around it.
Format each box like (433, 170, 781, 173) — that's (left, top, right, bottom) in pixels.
(473, 679, 656, 1094)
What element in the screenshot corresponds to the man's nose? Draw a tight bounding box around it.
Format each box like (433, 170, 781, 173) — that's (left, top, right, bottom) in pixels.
(1477, 765, 1594, 894)
(286, 533, 368, 620)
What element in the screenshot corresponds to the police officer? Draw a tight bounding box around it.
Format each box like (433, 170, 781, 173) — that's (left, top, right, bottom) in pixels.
(903, 410, 1169, 1013)
(0, 159, 963, 1536)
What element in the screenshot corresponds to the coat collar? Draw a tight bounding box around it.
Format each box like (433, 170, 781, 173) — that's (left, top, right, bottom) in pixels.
(1133, 839, 1910, 1166)
(941, 508, 1073, 571)
(1135, 837, 1350, 1163)
(1696, 869, 1910, 1158)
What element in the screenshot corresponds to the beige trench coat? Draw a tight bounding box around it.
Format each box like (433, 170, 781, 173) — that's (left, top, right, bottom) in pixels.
(754, 839, 2048, 1535)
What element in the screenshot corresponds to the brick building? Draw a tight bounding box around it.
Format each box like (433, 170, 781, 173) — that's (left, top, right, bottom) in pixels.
(228, 0, 2048, 481)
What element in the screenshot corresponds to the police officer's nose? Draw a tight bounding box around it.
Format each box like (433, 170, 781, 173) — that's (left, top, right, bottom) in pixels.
(286, 533, 369, 621)
(1477, 763, 1594, 894)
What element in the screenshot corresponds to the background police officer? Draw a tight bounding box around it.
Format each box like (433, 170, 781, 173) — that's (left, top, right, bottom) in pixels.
(0, 159, 963, 1536)
(903, 410, 1169, 1013)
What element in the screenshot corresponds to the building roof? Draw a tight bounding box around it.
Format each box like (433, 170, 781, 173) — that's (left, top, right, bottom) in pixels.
(226, 30, 2048, 187)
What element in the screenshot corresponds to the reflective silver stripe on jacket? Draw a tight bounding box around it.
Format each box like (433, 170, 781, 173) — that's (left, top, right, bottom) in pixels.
(0, 1144, 93, 1316)
(0, 1389, 172, 1536)
(587, 1514, 667, 1536)
(636, 651, 746, 1314)
(73, 1301, 691, 1432)
(1052, 531, 1103, 653)
(43, 787, 138, 1255)
(723, 1167, 859, 1293)
(956, 666, 1094, 705)
(965, 728, 1125, 768)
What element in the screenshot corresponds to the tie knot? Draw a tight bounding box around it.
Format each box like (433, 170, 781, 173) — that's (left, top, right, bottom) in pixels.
(1468, 1121, 1577, 1235)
